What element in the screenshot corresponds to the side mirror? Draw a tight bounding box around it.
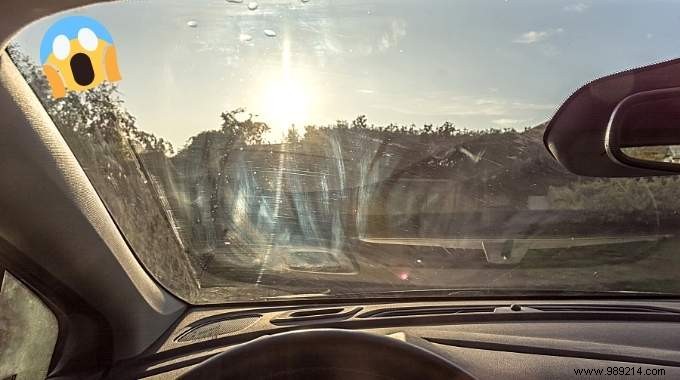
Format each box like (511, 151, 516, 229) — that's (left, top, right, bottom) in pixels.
(606, 87, 680, 172)
(544, 58, 680, 177)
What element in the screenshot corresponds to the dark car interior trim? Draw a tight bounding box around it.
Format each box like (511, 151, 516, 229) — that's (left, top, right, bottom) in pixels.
(544, 57, 680, 177)
(0, 237, 112, 376)
(0, 1, 187, 374)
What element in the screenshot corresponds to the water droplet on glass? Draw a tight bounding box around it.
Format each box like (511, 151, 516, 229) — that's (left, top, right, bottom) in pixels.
(264, 29, 277, 37)
(187, 20, 198, 28)
(239, 33, 253, 42)
(248, 2, 259, 10)
(301, 0, 310, 3)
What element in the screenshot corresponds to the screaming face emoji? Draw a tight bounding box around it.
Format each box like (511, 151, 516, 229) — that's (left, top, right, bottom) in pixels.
(40, 16, 121, 99)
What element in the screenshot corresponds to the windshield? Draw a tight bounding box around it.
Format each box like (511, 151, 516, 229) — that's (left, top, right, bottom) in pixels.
(9, 0, 680, 303)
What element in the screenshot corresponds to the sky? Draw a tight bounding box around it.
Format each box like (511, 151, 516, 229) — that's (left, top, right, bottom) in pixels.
(12, 0, 680, 147)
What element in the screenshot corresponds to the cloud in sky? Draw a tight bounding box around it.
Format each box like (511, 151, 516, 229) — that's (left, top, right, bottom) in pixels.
(492, 118, 532, 126)
(563, 3, 590, 13)
(513, 28, 564, 44)
(379, 19, 407, 52)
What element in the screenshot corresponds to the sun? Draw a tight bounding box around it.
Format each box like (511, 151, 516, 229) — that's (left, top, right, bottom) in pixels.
(261, 77, 310, 139)
(253, 37, 316, 142)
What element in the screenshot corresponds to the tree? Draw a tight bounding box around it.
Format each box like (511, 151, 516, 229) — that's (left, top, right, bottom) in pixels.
(285, 125, 301, 144)
(220, 108, 270, 146)
(8, 43, 174, 155)
(436, 121, 456, 136)
(351, 115, 368, 129)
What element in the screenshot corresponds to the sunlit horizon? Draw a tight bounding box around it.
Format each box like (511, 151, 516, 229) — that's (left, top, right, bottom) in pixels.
(13, 0, 680, 147)
(255, 36, 317, 141)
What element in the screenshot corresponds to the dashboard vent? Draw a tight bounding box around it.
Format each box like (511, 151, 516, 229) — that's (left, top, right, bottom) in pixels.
(271, 307, 362, 325)
(176, 315, 260, 342)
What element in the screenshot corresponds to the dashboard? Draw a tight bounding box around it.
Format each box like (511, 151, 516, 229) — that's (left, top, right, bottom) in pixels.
(105, 299, 680, 379)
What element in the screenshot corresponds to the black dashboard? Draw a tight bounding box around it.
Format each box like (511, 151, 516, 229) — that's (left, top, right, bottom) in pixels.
(105, 299, 680, 379)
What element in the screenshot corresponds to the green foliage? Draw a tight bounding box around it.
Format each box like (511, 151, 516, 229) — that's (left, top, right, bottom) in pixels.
(8, 43, 174, 155)
(285, 126, 301, 144)
(220, 108, 270, 146)
(351, 115, 368, 129)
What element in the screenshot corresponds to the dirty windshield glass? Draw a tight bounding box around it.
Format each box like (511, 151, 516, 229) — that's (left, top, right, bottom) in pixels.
(9, 0, 680, 303)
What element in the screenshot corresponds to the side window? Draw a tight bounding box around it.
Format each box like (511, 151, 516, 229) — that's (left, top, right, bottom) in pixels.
(0, 270, 58, 380)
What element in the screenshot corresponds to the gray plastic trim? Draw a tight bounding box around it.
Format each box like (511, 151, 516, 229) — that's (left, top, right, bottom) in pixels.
(0, 31, 185, 365)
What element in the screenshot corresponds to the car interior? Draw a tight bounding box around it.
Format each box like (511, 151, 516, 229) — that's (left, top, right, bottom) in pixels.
(2, 1, 680, 379)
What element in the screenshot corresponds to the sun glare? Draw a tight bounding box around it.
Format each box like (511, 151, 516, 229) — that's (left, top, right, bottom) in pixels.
(255, 37, 315, 142)
(261, 77, 310, 139)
